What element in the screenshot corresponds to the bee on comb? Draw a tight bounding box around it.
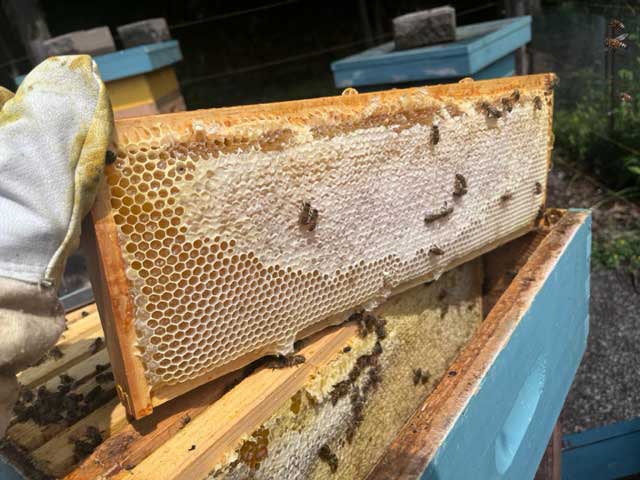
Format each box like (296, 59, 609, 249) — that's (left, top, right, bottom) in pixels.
(453, 173, 468, 197)
(500, 191, 514, 202)
(479, 101, 502, 119)
(533, 96, 543, 110)
(299, 201, 319, 231)
(430, 125, 440, 145)
(501, 97, 513, 113)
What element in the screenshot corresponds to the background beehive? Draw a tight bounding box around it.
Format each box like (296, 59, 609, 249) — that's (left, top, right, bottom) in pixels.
(88, 73, 555, 417)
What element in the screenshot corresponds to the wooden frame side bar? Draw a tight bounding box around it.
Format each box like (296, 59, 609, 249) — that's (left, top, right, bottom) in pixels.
(82, 179, 153, 418)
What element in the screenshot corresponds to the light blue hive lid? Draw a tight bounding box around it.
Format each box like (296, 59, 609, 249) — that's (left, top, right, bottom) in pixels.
(331, 16, 531, 88)
(15, 39, 182, 86)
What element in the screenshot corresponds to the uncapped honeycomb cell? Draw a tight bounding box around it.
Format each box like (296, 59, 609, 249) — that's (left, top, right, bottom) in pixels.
(102, 76, 554, 394)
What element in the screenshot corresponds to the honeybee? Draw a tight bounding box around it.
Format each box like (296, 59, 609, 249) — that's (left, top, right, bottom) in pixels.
(609, 19, 625, 35)
(299, 201, 319, 231)
(453, 173, 468, 197)
(429, 245, 444, 256)
(424, 202, 454, 224)
(412, 368, 423, 386)
(105, 151, 116, 165)
(500, 191, 514, 202)
(501, 97, 513, 113)
(318, 444, 338, 473)
(534, 182, 543, 194)
(533, 96, 543, 110)
(535, 205, 545, 224)
(412, 368, 429, 385)
(430, 125, 440, 145)
(266, 354, 305, 369)
(480, 101, 502, 118)
(511, 89, 520, 102)
(620, 92, 633, 103)
(604, 34, 629, 50)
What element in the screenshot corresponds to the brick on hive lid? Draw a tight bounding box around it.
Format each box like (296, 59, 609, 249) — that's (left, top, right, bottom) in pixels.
(42, 26, 116, 57)
(393, 5, 456, 51)
(116, 18, 171, 49)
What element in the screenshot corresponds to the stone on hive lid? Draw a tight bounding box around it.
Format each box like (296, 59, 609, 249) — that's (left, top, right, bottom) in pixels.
(393, 5, 456, 50)
(42, 27, 115, 57)
(117, 18, 171, 48)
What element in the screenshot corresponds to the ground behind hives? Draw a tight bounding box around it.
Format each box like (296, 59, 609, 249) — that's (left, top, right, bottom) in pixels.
(547, 160, 640, 433)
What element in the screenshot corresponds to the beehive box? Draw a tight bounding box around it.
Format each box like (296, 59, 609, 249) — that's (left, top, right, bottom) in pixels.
(1, 210, 590, 480)
(85, 73, 556, 418)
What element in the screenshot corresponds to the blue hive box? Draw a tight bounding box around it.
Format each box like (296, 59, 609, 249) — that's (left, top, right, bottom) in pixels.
(331, 16, 531, 88)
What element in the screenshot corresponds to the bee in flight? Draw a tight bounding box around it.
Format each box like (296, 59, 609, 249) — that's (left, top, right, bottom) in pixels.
(604, 33, 629, 50)
(609, 19, 625, 35)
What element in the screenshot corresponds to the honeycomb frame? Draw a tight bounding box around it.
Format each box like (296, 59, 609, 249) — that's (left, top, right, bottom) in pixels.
(85, 73, 556, 418)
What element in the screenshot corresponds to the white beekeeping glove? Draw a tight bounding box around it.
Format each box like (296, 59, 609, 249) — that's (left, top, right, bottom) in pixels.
(0, 56, 113, 436)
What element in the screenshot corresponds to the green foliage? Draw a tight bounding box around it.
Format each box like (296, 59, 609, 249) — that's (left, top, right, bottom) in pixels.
(554, 68, 640, 192)
(592, 229, 640, 272)
(553, 18, 640, 193)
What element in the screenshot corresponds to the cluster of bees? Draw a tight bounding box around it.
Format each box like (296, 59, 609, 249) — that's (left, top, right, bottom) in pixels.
(13, 364, 115, 428)
(313, 310, 388, 470)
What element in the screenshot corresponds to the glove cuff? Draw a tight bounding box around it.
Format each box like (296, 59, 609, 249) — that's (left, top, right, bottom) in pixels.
(0, 275, 65, 372)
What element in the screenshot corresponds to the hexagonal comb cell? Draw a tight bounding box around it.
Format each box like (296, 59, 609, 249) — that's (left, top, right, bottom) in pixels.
(85, 74, 556, 418)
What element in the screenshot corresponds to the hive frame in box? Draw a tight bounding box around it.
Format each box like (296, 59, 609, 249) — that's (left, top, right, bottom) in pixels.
(370, 210, 591, 479)
(42, 210, 589, 480)
(84, 73, 556, 419)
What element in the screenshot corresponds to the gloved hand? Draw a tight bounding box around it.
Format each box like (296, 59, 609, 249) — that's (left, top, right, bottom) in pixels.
(0, 56, 113, 436)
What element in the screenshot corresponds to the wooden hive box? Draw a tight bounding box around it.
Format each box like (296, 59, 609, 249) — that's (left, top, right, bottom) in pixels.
(0, 210, 590, 479)
(85, 74, 556, 418)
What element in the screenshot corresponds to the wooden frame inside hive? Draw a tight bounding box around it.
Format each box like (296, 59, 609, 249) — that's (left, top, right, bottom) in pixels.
(85, 73, 556, 418)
